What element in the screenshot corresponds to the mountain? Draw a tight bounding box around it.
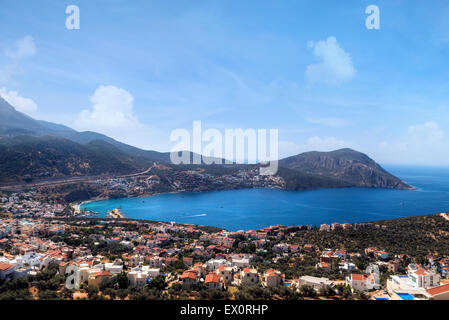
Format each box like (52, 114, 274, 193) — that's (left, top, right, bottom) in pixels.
(0, 98, 55, 136)
(0, 97, 171, 162)
(0, 98, 224, 182)
(278, 148, 412, 190)
(0, 135, 147, 182)
(0, 97, 412, 190)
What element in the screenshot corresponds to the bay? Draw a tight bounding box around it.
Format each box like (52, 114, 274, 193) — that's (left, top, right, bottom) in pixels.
(80, 165, 449, 231)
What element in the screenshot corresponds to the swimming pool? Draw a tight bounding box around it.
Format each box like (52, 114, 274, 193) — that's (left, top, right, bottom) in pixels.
(396, 292, 414, 300)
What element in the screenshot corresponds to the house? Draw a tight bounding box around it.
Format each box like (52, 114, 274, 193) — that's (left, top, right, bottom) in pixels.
(331, 222, 342, 230)
(128, 266, 160, 287)
(374, 251, 389, 260)
(231, 254, 252, 268)
(316, 262, 330, 269)
(216, 266, 234, 286)
(320, 251, 339, 264)
(181, 270, 199, 289)
(408, 266, 440, 289)
(240, 268, 259, 286)
(303, 244, 315, 253)
(146, 256, 164, 268)
(0, 262, 15, 280)
(205, 273, 223, 290)
(264, 269, 283, 288)
(388, 260, 402, 273)
(193, 262, 207, 277)
(104, 260, 124, 274)
(426, 284, 449, 300)
(88, 270, 112, 288)
(334, 250, 347, 259)
(339, 262, 356, 272)
(298, 276, 334, 291)
(165, 256, 178, 266)
(206, 258, 230, 272)
(183, 257, 193, 267)
(289, 244, 300, 253)
(342, 223, 352, 230)
(364, 247, 378, 255)
(346, 274, 377, 292)
(273, 243, 289, 253)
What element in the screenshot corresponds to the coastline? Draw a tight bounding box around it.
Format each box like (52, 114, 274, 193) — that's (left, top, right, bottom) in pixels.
(73, 197, 110, 215)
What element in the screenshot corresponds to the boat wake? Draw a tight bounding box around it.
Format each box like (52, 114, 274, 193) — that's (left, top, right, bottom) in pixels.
(184, 213, 207, 218)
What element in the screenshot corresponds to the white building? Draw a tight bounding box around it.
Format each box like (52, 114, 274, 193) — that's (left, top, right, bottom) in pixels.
(128, 266, 160, 287)
(346, 273, 377, 292)
(264, 269, 283, 288)
(408, 266, 440, 289)
(240, 268, 259, 286)
(104, 261, 124, 275)
(230, 254, 254, 268)
(216, 266, 235, 286)
(206, 258, 231, 272)
(298, 276, 334, 290)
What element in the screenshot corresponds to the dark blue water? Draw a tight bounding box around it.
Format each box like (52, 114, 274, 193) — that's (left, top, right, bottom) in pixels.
(80, 166, 449, 231)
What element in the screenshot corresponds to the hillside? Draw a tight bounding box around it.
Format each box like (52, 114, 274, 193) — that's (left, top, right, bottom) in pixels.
(279, 148, 412, 190)
(0, 135, 146, 182)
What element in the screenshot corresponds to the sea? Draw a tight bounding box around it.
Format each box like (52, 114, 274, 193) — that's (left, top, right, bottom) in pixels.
(80, 165, 449, 231)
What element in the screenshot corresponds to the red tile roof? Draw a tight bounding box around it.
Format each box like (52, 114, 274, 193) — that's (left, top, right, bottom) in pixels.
(181, 270, 198, 280)
(0, 263, 13, 271)
(205, 273, 221, 284)
(94, 270, 111, 277)
(350, 274, 368, 281)
(426, 284, 449, 296)
(414, 268, 428, 276)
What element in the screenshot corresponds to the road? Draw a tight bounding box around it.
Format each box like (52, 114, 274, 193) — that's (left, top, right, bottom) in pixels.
(0, 167, 152, 191)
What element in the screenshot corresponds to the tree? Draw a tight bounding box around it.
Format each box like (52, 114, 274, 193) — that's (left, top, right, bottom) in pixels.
(299, 285, 317, 298)
(118, 289, 129, 300)
(38, 290, 60, 300)
(148, 275, 167, 291)
(103, 288, 117, 300)
(60, 288, 74, 300)
(85, 285, 99, 299)
(115, 272, 128, 289)
(319, 285, 335, 297)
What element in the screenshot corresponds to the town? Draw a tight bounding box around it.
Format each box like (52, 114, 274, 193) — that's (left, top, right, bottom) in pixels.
(1, 189, 449, 300)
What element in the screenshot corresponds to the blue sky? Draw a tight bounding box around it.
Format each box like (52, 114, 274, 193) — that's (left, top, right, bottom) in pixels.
(1, 0, 449, 165)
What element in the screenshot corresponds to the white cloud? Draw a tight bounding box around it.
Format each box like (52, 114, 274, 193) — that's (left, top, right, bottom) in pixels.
(1, 36, 36, 85)
(408, 121, 444, 144)
(5, 36, 36, 60)
(76, 85, 140, 130)
(0, 87, 37, 116)
(306, 136, 353, 151)
(307, 117, 352, 128)
(306, 37, 355, 85)
(376, 121, 446, 165)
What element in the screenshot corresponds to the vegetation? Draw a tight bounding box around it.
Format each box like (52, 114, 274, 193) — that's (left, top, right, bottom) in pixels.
(290, 215, 449, 257)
